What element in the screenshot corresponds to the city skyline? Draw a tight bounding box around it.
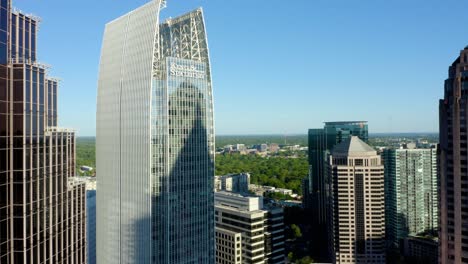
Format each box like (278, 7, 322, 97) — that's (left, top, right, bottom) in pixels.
(9, 0, 468, 136)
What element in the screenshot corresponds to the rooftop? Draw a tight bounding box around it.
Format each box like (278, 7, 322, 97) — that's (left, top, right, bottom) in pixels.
(332, 136, 376, 157)
(324, 121, 367, 125)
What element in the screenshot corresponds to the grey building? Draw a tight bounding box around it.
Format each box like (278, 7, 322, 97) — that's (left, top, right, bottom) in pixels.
(0, 0, 86, 263)
(383, 147, 438, 249)
(96, 1, 215, 263)
(439, 46, 468, 264)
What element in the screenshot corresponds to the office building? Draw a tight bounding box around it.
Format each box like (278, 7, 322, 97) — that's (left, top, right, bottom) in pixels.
(96, 1, 215, 263)
(402, 236, 438, 264)
(383, 147, 438, 248)
(305, 121, 368, 260)
(0, 0, 86, 263)
(439, 46, 468, 263)
(217, 173, 250, 193)
(327, 136, 385, 263)
(215, 192, 285, 264)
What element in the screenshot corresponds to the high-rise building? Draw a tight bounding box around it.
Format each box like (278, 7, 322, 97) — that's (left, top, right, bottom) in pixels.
(439, 46, 468, 263)
(327, 136, 385, 264)
(0, 0, 86, 263)
(305, 121, 368, 260)
(96, 1, 215, 263)
(214, 192, 285, 264)
(383, 147, 438, 249)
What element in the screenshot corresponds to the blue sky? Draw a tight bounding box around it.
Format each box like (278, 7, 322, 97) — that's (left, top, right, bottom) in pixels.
(14, 0, 468, 136)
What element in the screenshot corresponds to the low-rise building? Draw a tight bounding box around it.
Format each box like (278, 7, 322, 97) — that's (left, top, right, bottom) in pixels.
(217, 173, 251, 193)
(215, 192, 285, 264)
(402, 236, 438, 264)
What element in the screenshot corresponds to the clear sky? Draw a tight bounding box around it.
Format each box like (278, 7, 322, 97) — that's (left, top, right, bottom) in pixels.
(14, 0, 468, 136)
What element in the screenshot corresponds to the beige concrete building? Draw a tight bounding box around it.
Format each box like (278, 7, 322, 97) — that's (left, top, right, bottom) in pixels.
(215, 192, 285, 264)
(327, 136, 385, 264)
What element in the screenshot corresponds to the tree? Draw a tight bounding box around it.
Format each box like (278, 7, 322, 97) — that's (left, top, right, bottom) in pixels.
(297, 256, 314, 264)
(287, 252, 294, 262)
(291, 224, 302, 239)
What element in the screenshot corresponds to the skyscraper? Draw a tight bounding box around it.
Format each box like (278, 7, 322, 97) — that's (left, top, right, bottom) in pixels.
(0, 0, 86, 263)
(305, 121, 368, 260)
(383, 147, 438, 249)
(439, 46, 468, 263)
(327, 136, 385, 264)
(96, 1, 215, 263)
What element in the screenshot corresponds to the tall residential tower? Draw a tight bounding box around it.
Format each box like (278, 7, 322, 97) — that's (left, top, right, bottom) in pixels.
(97, 1, 215, 263)
(439, 46, 468, 264)
(383, 147, 438, 249)
(0, 0, 86, 263)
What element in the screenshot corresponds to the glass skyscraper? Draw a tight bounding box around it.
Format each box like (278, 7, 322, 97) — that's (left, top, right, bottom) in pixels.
(383, 147, 438, 249)
(439, 46, 468, 264)
(96, 1, 215, 263)
(0, 0, 86, 263)
(305, 121, 368, 261)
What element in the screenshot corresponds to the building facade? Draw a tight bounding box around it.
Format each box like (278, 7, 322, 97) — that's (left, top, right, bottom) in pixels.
(215, 192, 285, 264)
(327, 136, 385, 264)
(383, 147, 438, 248)
(439, 46, 468, 263)
(217, 173, 250, 193)
(96, 1, 215, 263)
(85, 178, 96, 264)
(0, 0, 86, 263)
(402, 236, 438, 264)
(305, 121, 368, 260)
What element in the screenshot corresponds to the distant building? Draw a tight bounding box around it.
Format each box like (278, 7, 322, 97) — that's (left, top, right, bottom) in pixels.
(439, 46, 468, 263)
(215, 192, 285, 264)
(80, 165, 94, 172)
(218, 173, 250, 193)
(269, 143, 280, 153)
(235, 144, 246, 151)
(383, 147, 438, 248)
(254, 144, 268, 152)
(402, 236, 438, 264)
(328, 136, 385, 264)
(224, 145, 234, 152)
(306, 121, 368, 261)
(266, 188, 293, 196)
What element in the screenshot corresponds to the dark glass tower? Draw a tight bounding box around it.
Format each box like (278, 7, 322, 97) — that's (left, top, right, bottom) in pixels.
(439, 46, 468, 264)
(0, 1, 86, 263)
(305, 121, 368, 260)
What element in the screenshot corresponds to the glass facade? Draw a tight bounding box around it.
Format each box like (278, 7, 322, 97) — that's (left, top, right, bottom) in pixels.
(383, 148, 438, 249)
(439, 46, 468, 263)
(0, 1, 86, 263)
(97, 2, 215, 263)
